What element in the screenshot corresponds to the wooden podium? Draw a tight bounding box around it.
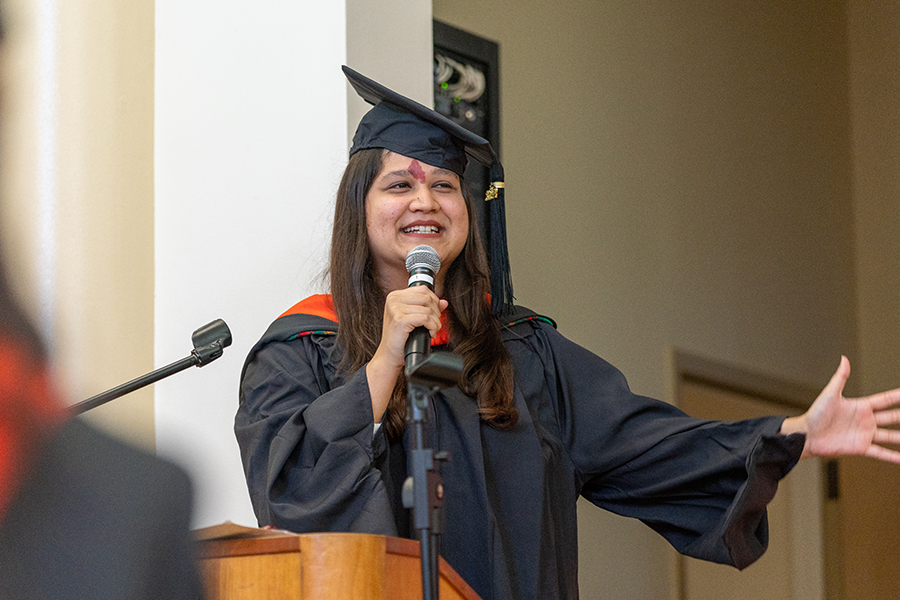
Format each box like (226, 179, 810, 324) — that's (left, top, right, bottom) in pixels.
(196, 525, 481, 600)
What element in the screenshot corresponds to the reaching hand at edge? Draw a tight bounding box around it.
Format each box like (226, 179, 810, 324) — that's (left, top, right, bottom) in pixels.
(780, 356, 900, 463)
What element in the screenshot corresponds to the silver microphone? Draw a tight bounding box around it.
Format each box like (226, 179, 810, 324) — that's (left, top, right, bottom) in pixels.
(405, 245, 441, 290)
(405, 245, 441, 368)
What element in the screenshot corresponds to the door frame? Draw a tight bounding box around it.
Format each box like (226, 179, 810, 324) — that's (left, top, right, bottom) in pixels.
(668, 349, 828, 600)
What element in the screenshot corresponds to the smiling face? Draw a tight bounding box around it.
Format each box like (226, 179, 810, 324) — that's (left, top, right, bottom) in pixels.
(365, 151, 469, 294)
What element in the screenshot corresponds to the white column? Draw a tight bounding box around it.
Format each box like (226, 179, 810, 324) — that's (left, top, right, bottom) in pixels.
(155, 0, 434, 528)
(154, 0, 349, 527)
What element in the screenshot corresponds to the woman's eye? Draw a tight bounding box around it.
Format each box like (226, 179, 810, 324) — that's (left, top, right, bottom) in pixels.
(388, 181, 411, 190)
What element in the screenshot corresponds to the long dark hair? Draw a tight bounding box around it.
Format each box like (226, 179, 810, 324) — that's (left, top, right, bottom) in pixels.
(329, 149, 517, 441)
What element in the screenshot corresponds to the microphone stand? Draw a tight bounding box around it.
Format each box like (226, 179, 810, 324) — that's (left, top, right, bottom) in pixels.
(70, 319, 232, 415)
(403, 350, 463, 600)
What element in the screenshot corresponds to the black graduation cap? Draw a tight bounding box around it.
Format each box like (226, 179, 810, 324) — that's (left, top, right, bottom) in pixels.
(343, 65, 513, 315)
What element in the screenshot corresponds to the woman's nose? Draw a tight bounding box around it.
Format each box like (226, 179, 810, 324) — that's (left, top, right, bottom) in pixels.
(409, 189, 440, 211)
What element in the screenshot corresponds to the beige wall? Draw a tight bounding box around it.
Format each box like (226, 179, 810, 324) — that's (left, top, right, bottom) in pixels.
(841, 3, 900, 598)
(848, 2, 900, 395)
(0, 0, 155, 448)
(432, 0, 858, 388)
(346, 0, 434, 145)
(432, 1, 891, 599)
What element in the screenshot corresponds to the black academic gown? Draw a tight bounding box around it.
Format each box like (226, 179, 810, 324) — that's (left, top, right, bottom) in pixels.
(0, 419, 204, 600)
(235, 302, 804, 600)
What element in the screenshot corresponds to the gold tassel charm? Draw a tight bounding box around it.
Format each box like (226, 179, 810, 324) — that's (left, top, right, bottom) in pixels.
(485, 181, 505, 201)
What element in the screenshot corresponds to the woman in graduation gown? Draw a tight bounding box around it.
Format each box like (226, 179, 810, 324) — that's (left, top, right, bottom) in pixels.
(235, 67, 900, 600)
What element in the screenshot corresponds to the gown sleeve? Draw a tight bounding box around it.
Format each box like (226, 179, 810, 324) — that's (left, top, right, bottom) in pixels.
(522, 321, 805, 569)
(234, 330, 397, 535)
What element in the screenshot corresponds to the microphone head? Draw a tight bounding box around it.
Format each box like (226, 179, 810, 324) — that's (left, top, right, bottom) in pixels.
(191, 319, 233, 350)
(405, 245, 441, 275)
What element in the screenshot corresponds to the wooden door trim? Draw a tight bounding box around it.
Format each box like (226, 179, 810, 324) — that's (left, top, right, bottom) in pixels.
(672, 349, 819, 415)
(669, 349, 824, 600)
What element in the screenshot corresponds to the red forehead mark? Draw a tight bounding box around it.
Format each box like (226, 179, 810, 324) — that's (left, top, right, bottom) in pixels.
(408, 160, 427, 184)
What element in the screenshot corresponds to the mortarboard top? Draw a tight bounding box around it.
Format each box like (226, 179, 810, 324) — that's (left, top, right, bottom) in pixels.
(342, 65, 513, 315)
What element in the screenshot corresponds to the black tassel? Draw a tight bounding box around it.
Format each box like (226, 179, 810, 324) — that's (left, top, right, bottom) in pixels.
(487, 161, 513, 315)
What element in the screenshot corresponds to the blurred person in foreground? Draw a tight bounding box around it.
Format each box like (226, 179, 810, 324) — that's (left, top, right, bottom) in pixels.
(0, 7, 203, 600)
(0, 264, 204, 599)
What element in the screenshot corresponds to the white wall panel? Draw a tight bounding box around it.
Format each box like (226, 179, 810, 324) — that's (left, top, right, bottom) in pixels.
(155, 1, 348, 527)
